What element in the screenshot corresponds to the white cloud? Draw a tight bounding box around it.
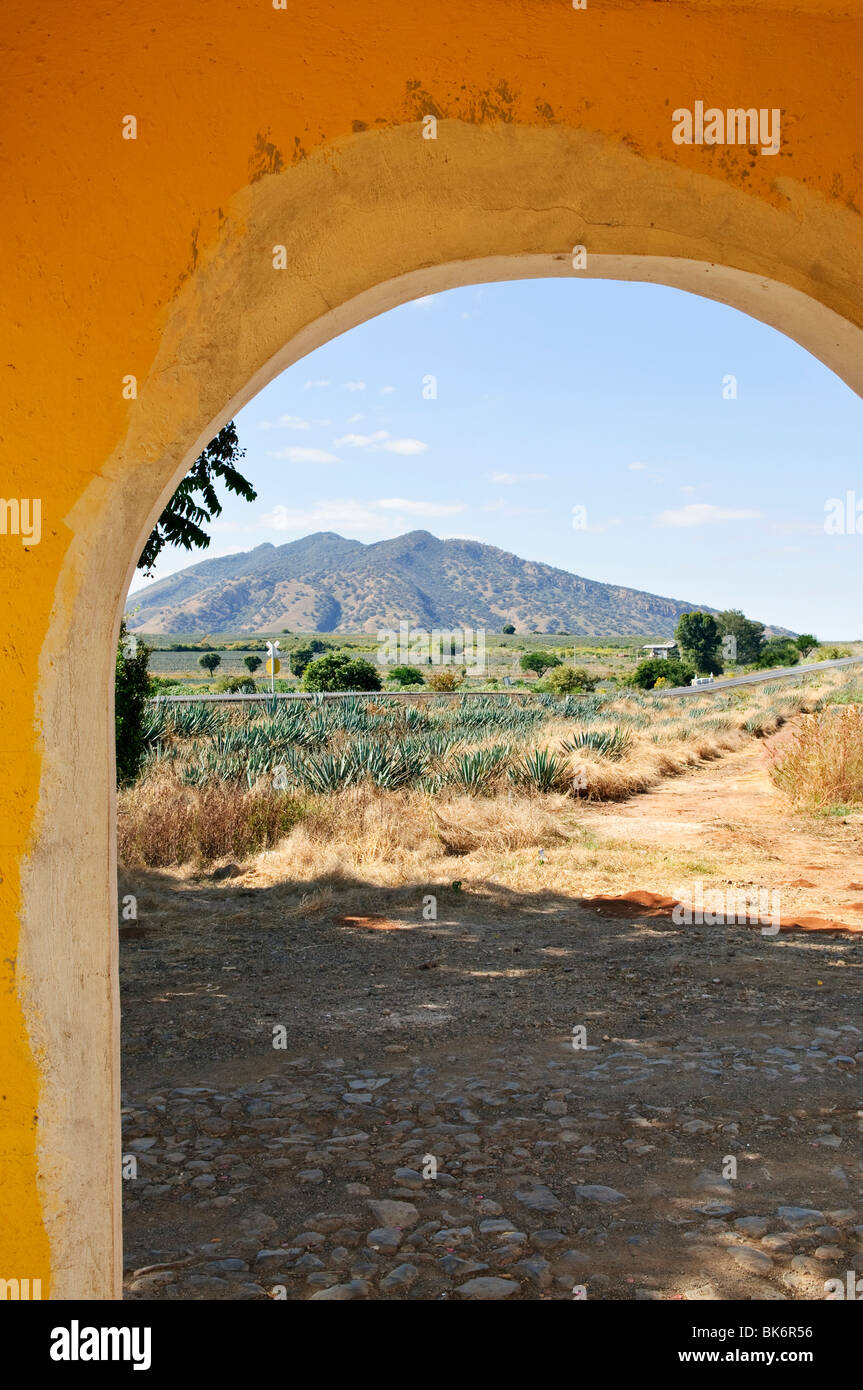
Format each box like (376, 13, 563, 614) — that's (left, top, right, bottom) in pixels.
(333, 430, 428, 456)
(486, 471, 549, 485)
(344, 380, 367, 391)
(303, 379, 330, 389)
(261, 501, 386, 533)
(334, 431, 390, 448)
(382, 438, 427, 455)
(656, 503, 760, 528)
(266, 446, 341, 463)
(380, 385, 396, 394)
(258, 414, 312, 431)
(628, 461, 648, 471)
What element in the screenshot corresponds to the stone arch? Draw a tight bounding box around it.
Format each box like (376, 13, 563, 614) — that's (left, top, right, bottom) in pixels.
(12, 114, 863, 1298)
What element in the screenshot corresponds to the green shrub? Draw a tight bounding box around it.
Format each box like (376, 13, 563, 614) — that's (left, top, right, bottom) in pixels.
(301, 653, 382, 693)
(214, 676, 258, 694)
(544, 665, 597, 694)
(756, 638, 800, 669)
(115, 621, 153, 785)
(631, 657, 695, 690)
(389, 664, 426, 687)
(289, 646, 314, 676)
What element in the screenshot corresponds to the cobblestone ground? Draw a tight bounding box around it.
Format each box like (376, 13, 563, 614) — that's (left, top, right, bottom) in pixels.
(121, 873, 863, 1300)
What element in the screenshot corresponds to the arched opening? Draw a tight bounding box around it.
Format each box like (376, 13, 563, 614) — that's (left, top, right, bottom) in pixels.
(114, 273, 863, 1301)
(22, 119, 863, 1297)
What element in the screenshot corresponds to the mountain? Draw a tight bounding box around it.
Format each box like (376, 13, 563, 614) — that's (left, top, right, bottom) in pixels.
(126, 531, 780, 638)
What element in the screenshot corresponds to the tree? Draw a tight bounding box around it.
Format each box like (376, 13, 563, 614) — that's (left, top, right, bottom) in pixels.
(115, 620, 153, 784)
(520, 651, 562, 678)
(243, 655, 262, 675)
(675, 612, 722, 674)
(756, 638, 800, 669)
(301, 653, 382, 692)
(545, 665, 597, 694)
(389, 664, 425, 687)
(289, 646, 314, 677)
(795, 633, 818, 658)
(199, 652, 221, 674)
(137, 421, 257, 576)
(716, 609, 765, 665)
(631, 657, 695, 690)
(501, 623, 516, 635)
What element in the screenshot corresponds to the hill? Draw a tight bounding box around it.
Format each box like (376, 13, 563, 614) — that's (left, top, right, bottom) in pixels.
(126, 531, 783, 638)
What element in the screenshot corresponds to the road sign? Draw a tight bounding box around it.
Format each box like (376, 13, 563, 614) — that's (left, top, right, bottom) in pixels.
(265, 657, 281, 676)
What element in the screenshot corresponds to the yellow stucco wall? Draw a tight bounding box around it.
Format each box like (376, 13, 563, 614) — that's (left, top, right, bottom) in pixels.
(2, 0, 862, 1298)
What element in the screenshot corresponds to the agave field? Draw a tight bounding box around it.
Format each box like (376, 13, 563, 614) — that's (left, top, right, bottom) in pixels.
(116, 675, 858, 869)
(140, 692, 626, 796)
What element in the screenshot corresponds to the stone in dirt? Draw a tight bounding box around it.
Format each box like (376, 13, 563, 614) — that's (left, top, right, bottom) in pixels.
(515, 1183, 563, 1212)
(777, 1206, 825, 1229)
(439, 1256, 488, 1277)
(575, 1185, 627, 1205)
(308, 1279, 368, 1300)
(734, 1216, 769, 1236)
(380, 1263, 419, 1291)
(731, 1246, 773, 1273)
(367, 1199, 420, 1229)
(367, 1227, 403, 1252)
(456, 1276, 518, 1300)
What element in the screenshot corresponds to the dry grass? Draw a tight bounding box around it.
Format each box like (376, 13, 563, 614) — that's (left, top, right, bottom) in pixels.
(768, 704, 863, 812)
(119, 673, 851, 869)
(117, 774, 305, 868)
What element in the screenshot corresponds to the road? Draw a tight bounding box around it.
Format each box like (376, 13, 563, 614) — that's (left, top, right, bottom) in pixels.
(652, 653, 863, 697)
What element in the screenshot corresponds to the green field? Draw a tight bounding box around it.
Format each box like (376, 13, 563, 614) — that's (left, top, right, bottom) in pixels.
(140, 629, 658, 691)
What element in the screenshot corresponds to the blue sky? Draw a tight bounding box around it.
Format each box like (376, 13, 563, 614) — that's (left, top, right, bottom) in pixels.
(131, 278, 863, 638)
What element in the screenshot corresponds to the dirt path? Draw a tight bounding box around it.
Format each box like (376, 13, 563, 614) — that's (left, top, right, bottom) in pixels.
(576, 728, 863, 931)
(120, 729, 863, 1302)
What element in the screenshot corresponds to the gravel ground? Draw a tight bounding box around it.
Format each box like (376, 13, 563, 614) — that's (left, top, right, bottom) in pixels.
(121, 871, 863, 1300)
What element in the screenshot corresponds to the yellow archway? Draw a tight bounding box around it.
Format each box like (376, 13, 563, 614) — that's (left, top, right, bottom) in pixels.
(3, 2, 863, 1299)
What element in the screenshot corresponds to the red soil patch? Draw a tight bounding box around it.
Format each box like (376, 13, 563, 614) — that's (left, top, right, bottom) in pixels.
(578, 893, 863, 936)
(333, 913, 408, 932)
(777, 914, 863, 935)
(847, 882, 863, 890)
(578, 891, 681, 919)
(784, 878, 816, 888)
